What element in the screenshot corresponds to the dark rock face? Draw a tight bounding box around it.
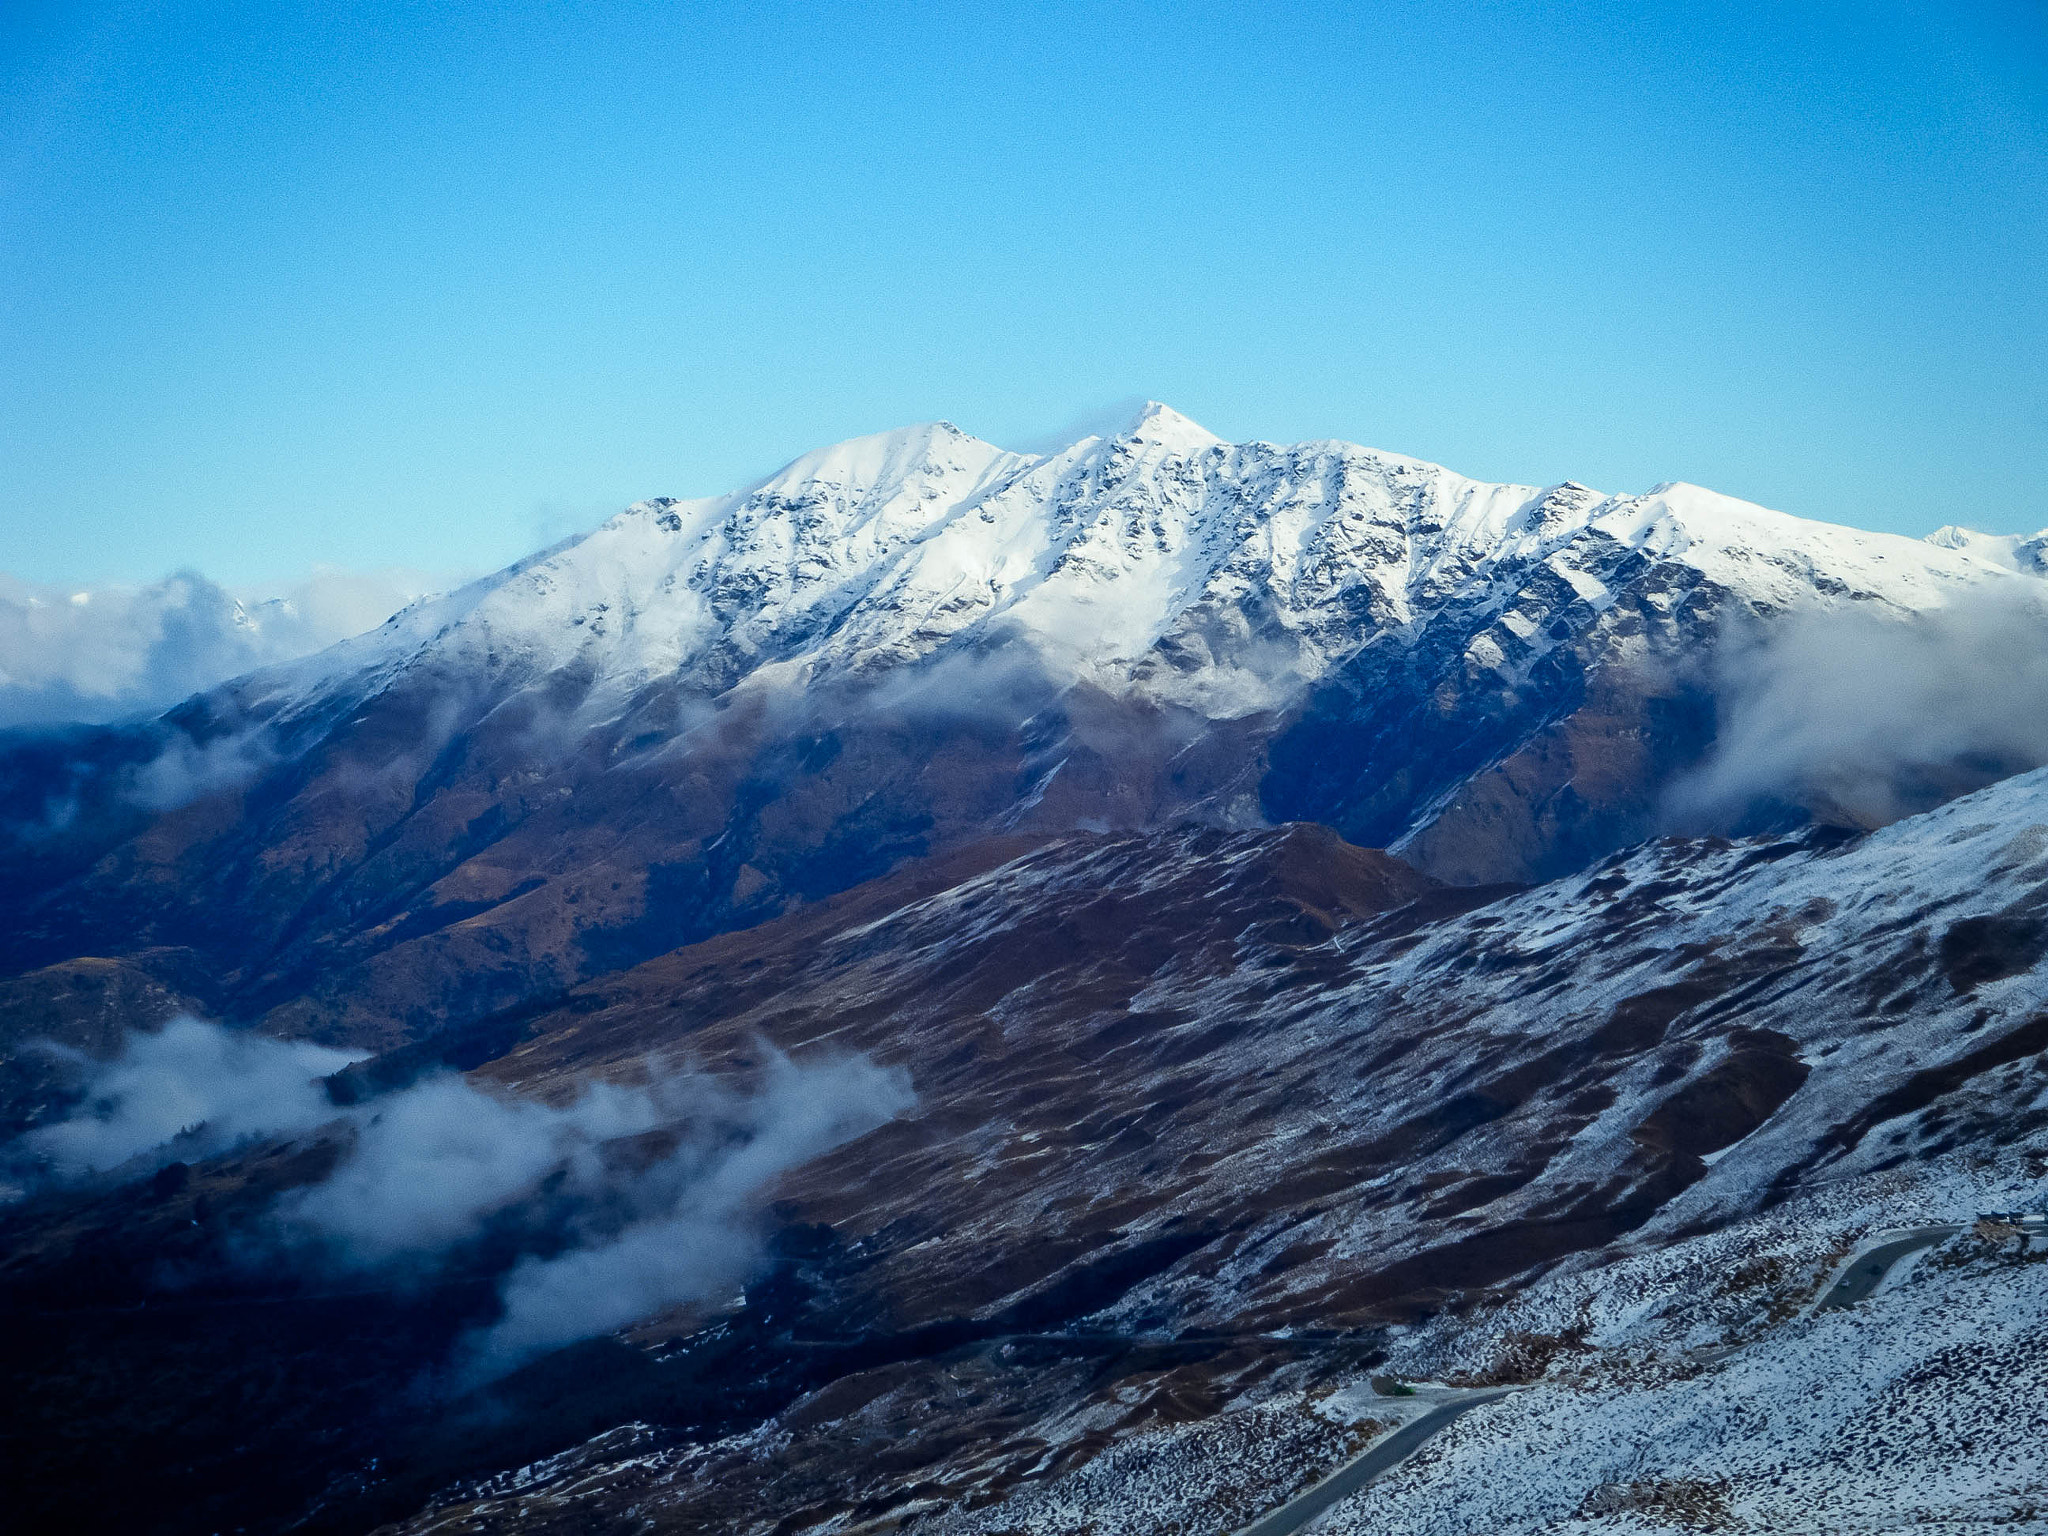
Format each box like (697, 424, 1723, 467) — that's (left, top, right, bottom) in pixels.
(1263, 545, 1724, 885)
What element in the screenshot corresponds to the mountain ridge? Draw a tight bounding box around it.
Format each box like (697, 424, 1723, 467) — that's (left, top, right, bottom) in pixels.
(251, 402, 2028, 729)
(280, 403, 2023, 708)
(0, 407, 2043, 1054)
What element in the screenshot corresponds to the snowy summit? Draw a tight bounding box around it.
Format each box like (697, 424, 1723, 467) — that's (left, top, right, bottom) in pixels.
(250, 403, 2045, 729)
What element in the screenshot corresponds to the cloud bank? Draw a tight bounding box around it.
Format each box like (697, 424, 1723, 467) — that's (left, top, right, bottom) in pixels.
(1669, 586, 2048, 829)
(0, 566, 448, 728)
(14, 1017, 912, 1377)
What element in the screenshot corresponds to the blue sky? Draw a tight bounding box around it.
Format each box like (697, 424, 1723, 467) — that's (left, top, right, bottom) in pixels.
(1, 0, 2043, 585)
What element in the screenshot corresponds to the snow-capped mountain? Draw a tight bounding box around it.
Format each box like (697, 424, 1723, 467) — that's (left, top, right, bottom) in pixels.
(8, 408, 2048, 1536)
(259, 401, 2029, 723)
(215, 401, 2048, 880)
(1, 405, 2043, 1051)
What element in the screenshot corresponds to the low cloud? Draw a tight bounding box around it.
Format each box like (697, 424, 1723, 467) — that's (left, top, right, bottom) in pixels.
(1668, 585, 2048, 830)
(0, 566, 451, 729)
(124, 725, 282, 812)
(473, 1053, 909, 1372)
(19, 1016, 364, 1175)
(13, 1017, 912, 1378)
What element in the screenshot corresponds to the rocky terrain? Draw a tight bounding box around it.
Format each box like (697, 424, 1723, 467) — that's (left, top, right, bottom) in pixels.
(4, 767, 2048, 1531)
(3, 409, 2047, 1533)
(358, 765, 2048, 1535)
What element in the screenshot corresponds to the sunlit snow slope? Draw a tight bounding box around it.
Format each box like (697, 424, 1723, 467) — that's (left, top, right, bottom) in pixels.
(263, 402, 2026, 719)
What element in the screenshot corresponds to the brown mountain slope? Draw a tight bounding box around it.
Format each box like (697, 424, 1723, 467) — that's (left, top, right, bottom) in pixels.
(7, 776, 2048, 1535)
(472, 822, 1503, 1336)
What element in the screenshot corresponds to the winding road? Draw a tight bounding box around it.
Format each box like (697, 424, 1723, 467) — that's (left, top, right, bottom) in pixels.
(1223, 1222, 1969, 1536)
(1813, 1225, 1962, 1312)
(1229, 1389, 1517, 1536)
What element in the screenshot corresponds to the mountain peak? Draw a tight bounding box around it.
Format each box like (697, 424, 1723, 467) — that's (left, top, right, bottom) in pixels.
(752, 418, 1019, 498)
(1109, 400, 1222, 454)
